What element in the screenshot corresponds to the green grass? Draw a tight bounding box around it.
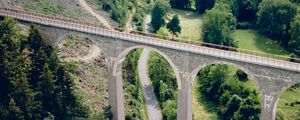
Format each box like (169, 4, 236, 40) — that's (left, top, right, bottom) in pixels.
(164, 9, 289, 57)
(165, 9, 204, 42)
(276, 86, 300, 120)
(234, 30, 290, 56)
(192, 78, 219, 120)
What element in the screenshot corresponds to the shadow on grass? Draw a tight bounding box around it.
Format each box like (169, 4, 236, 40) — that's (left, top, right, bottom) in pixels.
(171, 9, 203, 19)
(197, 91, 220, 119)
(252, 31, 290, 56)
(192, 80, 220, 120)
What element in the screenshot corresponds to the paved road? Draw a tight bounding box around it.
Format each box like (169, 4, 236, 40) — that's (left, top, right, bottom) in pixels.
(78, 0, 112, 29)
(138, 49, 162, 120)
(138, 14, 162, 120)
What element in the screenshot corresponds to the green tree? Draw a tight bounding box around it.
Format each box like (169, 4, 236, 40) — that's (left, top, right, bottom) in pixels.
(0, 17, 18, 39)
(8, 55, 42, 120)
(222, 95, 242, 119)
(257, 0, 297, 45)
(0, 17, 19, 108)
(0, 18, 89, 119)
(111, 5, 128, 27)
(170, 0, 191, 9)
(151, 1, 171, 32)
(236, 0, 262, 22)
(197, 64, 261, 119)
(233, 96, 261, 120)
(218, 0, 239, 16)
(167, 15, 181, 37)
(195, 0, 216, 14)
(0, 18, 42, 120)
(122, 49, 146, 120)
(148, 52, 178, 120)
(7, 99, 24, 120)
(198, 64, 230, 99)
(290, 0, 300, 3)
(162, 100, 177, 120)
(202, 3, 237, 47)
(54, 64, 89, 119)
(27, 25, 45, 52)
(289, 14, 300, 56)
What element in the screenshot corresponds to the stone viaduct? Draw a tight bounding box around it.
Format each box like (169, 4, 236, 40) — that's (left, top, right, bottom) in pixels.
(0, 8, 299, 120)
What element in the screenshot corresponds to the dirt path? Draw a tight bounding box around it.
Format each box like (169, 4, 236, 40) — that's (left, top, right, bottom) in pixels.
(138, 49, 162, 120)
(63, 44, 101, 62)
(78, 0, 112, 29)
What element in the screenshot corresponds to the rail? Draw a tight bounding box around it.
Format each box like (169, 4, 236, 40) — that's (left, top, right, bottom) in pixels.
(0, 7, 299, 72)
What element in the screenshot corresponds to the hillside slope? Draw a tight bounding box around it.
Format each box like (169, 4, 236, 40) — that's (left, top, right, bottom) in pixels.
(0, 0, 100, 24)
(59, 35, 110, 119)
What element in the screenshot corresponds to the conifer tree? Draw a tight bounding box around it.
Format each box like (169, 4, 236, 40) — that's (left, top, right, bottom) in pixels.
(0, 17, 88, 120)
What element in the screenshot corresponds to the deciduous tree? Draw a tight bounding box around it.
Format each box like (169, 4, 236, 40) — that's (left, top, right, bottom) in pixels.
(289, 14, 300, 56)
(195, 0, 216, 14)
(202, 3, 237, 47)
(167, 15, 181, 37)
(257, 0, 297, 45)
(170, 0, 191, 9)
(151, 1, 171, 32)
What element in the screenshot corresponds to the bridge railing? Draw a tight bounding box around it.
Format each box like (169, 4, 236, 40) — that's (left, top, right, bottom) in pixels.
(0, 7, 300, 71)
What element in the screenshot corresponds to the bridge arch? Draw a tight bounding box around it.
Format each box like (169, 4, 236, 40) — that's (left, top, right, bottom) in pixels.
(113, 45, 181, 89)
(112, 45, 182, 119)
(190, 61, 262, 119)
(56, 32, 74, 45)
(190, 61, 257, 85)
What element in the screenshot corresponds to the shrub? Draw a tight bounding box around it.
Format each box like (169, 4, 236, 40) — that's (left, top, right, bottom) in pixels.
(197, 64, 260, 119)
(162, 100, 177, 120)
(103, 106, 113, 119)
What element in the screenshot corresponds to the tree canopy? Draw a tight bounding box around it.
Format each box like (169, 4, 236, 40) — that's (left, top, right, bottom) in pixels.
(151, 0, 171, 33)
(167, 15, 181, 37)
(195, 0, 216, 14)
(197, 64, 261, 120)
(202, 3, 237, 47)
(289, 14, 300, 57)
(236, 0, 262, 22)
(0, 17, 89, 120)
(257, 0, 297, 46)
(170, 0, 191, 9)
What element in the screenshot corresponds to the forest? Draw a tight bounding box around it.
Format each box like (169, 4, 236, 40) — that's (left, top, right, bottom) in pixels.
(0, 17, 92, 119)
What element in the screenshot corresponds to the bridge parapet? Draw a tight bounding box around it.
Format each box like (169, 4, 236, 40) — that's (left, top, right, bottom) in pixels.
(0, 7, 299, 72)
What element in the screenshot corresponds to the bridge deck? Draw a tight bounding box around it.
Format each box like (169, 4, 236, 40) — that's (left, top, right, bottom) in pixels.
(0, 7, 299, 72)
